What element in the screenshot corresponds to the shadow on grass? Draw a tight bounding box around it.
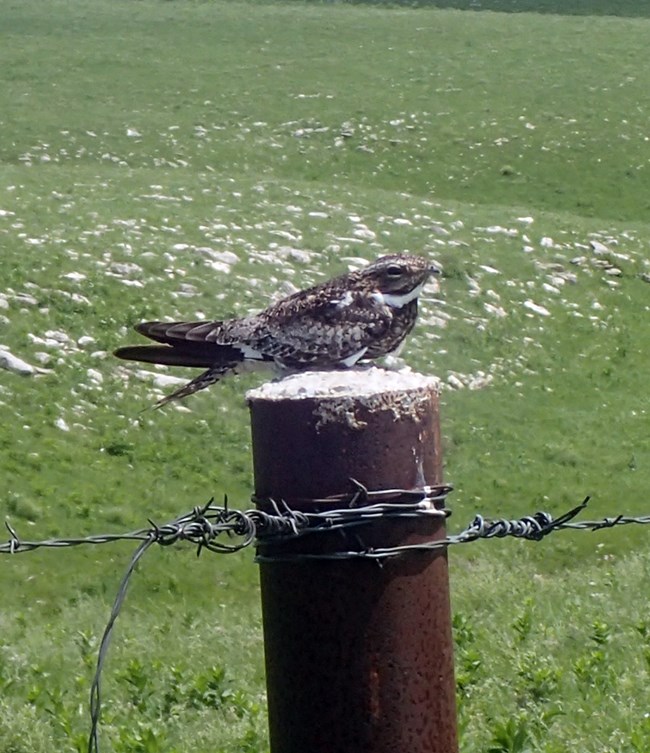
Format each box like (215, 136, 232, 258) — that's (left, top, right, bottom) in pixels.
(324, 0, 650, 17)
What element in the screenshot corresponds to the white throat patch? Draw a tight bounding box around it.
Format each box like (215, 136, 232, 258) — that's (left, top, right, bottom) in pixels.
(372, 281, 426, 309)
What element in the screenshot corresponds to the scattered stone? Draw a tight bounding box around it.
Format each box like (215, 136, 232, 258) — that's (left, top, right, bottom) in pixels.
(523, 300, 551, 317)
(134, 370, 188, 389)
(62, 271, 87, 282)
(589, 240, 609, 254)
(86, 368, 104, 384)
(468, 373, 493, 390)
(14, 293, 38, 306)
(109, 261, 142, 276)
(447, 374, 465, 390)
(484, 302, 507, 318)
(0, 349, 38, 376)
(45, 330, 71, 343)
(353, 226, 376, 241)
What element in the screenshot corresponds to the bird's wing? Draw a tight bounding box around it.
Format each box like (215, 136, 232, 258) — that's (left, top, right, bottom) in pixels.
(133, 320, 232, 345)
(114, 320, 273, 368)
(119, 289, 394, 369)
(238, 289, 394, 367)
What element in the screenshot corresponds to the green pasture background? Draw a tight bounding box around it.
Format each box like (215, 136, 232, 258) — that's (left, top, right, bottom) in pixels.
(1, 1, 650, 751)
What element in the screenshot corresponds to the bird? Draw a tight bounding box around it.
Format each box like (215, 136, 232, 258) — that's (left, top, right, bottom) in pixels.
(114, 253, 439, 407)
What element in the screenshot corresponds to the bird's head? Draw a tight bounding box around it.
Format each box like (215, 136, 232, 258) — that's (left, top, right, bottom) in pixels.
(359, 254, 440, 308)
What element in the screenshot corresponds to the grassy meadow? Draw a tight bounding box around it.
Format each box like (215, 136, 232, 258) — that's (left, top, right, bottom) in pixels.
(1, 1, 650, 751)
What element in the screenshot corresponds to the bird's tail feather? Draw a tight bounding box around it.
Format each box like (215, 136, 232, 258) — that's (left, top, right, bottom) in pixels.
(113, 345, 218, 368)
(154, 365, 234, 408)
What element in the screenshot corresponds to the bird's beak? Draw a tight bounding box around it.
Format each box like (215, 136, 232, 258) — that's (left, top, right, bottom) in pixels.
(428, 263, 442, 276)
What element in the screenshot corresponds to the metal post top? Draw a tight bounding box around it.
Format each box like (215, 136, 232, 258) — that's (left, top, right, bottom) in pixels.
(246, 366, 441, 403)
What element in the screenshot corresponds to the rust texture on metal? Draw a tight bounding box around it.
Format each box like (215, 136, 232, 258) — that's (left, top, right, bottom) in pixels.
(248, 378, 458, 753)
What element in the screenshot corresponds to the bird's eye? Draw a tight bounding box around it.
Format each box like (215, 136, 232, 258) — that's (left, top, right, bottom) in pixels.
(385, 264, 403, 277)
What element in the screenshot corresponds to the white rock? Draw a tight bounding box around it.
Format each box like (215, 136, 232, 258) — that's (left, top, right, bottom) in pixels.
(523, 300, 551, 317)
(14, 293, 38, 306)
(44, 330, 71, 343)
(468, 374, 494, 390)
(110, 261, 142, 276)
(467, 277, 481, 297)
(87, 368, 104, 384)
(55, 417, 70, 432)
(204, 261, 232, 275)
(447, 374, 465, 390)
(0, 349, 37, 375)
(484, 225, 517, 236)
(484, 302, 507, 318)
(589, 240, 609, 254)
(135, 369, 188, 388)
(274, 280, 300, 299)
(288, 249, 312, 264)
(353, 226, 376, 241)
(195, 248, 239, 265)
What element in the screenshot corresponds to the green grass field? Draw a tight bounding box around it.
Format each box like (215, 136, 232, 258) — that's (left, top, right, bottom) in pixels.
(1, 1, 650, 751)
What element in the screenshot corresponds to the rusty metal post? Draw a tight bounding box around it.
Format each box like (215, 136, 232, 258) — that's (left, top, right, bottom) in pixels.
(247, 369, 458, 753)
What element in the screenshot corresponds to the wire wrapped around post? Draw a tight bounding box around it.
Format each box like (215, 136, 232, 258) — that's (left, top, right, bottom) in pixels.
(247, 369, 458, 753)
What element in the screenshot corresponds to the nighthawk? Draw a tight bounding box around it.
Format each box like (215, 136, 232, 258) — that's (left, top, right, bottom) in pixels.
(114, 253, 439, 406)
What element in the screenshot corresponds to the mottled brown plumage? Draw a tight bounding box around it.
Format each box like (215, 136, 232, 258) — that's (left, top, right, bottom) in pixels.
(114, 253, 439, 406)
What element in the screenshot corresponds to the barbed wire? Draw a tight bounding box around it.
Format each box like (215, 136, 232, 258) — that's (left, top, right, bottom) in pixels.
(6, 490, 650, 562)
(4, 486, 650, 753)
